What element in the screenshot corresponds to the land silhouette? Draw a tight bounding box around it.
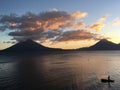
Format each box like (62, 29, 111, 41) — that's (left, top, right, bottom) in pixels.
(0, 39, 120, 54)
(79, 39, 120, 50)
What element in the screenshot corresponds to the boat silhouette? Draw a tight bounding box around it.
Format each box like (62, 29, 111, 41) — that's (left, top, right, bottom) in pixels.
(101, 76, 114, 83)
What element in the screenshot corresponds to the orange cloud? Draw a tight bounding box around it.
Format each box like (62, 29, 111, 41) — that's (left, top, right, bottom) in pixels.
(0, 10, 108, 44)
(70, 11, 87, 19)
(9, 23, 17, 27)
(0, 10, 87, 32)
(90, 14, 109, 31)
(90, 23, 105, 32)
(38, 11, 87, 30)
(12, 11, 87, 31)
(99, 14, 109, 23)
(60, 21, 86, 29)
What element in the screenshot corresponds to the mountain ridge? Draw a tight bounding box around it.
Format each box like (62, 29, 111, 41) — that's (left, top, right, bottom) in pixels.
(1, 39, 120, 53)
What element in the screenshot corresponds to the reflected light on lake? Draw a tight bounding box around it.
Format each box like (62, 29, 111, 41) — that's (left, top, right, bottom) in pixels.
(0, 51, 120, 90)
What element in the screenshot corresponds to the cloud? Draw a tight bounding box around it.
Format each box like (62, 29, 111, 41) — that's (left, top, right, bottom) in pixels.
(90, 23, 105, 31)
(0, 10, 108, 45)
(0, 11, 87, 32)
(70, 11, 87, 19)
(99, 14, 109, 23)
(49, 8, 58, 12)
(8, 29, 62, 42)
(113, 17, 120, 26)
(3, 41, 16, 44)
(53, 30, 104, 42)
(0, 10, 87, 42)
(90, 14, 109, 31)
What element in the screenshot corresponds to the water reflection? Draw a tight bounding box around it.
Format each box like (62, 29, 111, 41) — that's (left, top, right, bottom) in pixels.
(0, 51, 120, 90)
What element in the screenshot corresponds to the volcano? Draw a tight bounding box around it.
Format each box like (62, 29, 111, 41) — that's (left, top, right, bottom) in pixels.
(88, 39, 120, 50)
(1, 39, 62, 52)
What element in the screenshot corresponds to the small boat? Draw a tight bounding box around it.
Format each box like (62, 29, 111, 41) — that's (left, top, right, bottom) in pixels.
(101, 76, 114, 83)
(101, 79, 114, 83)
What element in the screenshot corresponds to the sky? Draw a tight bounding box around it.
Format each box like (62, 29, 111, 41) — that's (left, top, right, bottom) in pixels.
(0, 0, 120, 50)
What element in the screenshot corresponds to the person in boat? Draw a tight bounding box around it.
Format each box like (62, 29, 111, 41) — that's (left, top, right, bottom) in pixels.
(101, 75, 114, 83)
(108, 75, 110, 80)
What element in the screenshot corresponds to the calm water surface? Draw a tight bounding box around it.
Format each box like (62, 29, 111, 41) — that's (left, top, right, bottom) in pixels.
(0, 51, 120, 90)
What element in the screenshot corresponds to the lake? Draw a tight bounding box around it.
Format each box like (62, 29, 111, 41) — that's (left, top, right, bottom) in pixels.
(0, 51, 120, 90)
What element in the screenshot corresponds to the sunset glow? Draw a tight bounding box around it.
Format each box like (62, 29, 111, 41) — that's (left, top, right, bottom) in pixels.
(0, 0, 120, 50)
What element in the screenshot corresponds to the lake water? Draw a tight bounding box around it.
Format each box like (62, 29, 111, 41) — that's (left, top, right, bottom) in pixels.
(0, 51, 120, 90)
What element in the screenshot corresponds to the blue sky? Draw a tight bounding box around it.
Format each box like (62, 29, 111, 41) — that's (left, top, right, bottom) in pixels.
(0, 0, 120, 49)
(0, 0, 119, 16)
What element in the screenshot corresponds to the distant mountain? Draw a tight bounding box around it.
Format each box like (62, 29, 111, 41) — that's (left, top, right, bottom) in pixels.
(79, 39, 120, 50)
(1, 39, 120, 54)
(1, 39, 62, 53)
